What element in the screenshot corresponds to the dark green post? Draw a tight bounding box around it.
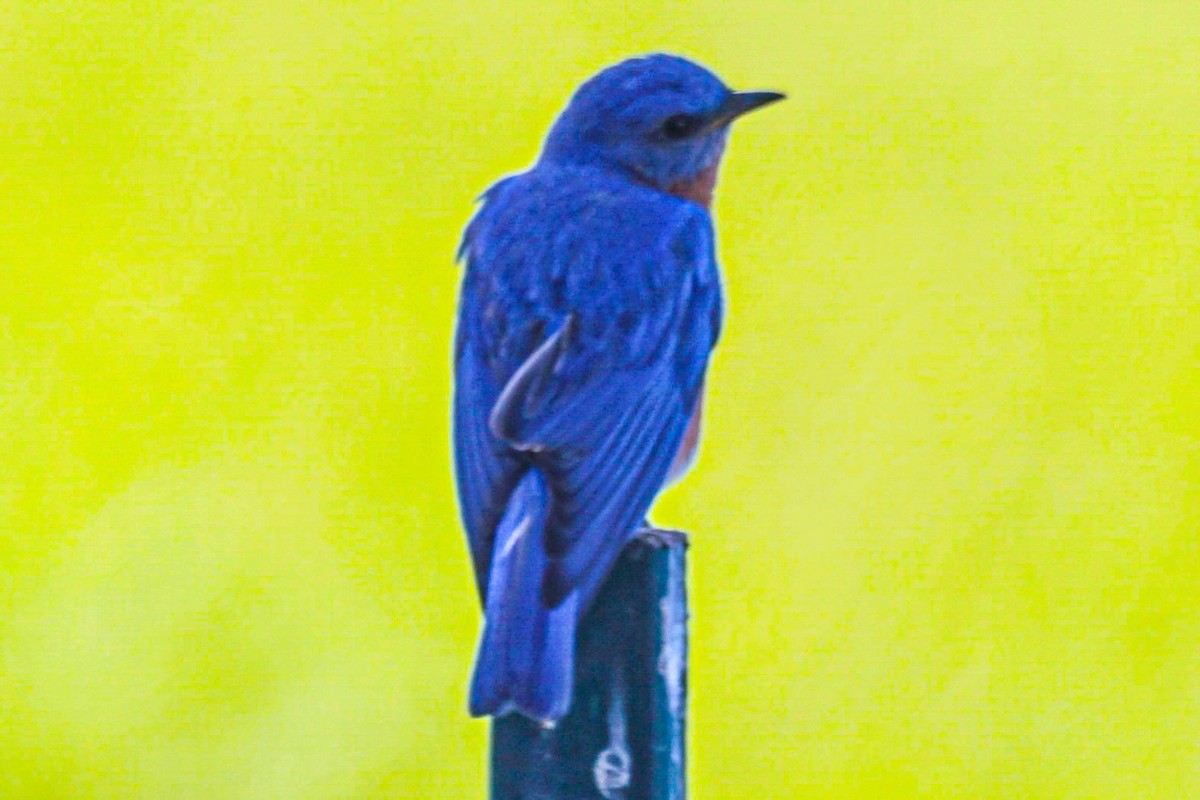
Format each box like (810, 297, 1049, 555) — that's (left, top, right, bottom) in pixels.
(491, 532, 688, 800)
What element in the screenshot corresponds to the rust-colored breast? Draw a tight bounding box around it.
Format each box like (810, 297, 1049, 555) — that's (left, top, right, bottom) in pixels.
(660, 146, 723, 484)
(659, 144, 723, 484)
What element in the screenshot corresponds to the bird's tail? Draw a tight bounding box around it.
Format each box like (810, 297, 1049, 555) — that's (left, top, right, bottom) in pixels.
(469, 471, 579, 722)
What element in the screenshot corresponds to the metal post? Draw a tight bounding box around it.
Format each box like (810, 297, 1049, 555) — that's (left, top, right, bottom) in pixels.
(491, 532, 688, 799)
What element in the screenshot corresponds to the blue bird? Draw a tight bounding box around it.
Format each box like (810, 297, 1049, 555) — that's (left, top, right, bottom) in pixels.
(453, 53, 783, 722)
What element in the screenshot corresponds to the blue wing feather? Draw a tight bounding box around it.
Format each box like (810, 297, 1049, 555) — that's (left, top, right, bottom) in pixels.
(539, 367, 689, 605)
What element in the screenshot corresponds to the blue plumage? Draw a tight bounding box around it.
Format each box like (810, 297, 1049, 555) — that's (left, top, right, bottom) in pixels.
(453, 53, 782, 722)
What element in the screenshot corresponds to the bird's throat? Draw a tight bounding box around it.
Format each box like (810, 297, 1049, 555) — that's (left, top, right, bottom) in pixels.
(665, 143, 725, 209)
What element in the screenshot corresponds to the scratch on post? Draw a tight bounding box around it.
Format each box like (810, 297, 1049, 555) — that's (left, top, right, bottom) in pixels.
(658, 547, 686, 799)
(592, 664, 631, 799)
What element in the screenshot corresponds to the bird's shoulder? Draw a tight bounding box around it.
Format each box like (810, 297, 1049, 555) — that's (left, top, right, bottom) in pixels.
(456, 164, 720, 381)
(460, 165, 710, 269)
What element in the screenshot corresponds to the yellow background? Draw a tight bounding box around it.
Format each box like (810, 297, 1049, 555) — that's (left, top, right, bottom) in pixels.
(2, 2, 1197, 797)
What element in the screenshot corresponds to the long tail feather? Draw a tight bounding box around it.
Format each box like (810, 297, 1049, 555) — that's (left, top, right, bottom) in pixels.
(469, 472, 578, 722)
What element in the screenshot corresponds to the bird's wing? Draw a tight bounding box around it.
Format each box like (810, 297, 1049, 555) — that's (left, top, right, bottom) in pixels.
(491, 340, 688, 608)
(486, 207, 722, 609)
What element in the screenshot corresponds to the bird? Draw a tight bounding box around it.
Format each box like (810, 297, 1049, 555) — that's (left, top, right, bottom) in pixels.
(452, 53, 783, 723)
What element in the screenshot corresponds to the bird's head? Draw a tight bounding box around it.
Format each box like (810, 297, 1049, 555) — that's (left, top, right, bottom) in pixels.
(541, 54, 784, 206)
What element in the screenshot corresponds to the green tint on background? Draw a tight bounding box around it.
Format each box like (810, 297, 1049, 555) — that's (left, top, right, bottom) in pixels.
(1, 2, 1197, 798)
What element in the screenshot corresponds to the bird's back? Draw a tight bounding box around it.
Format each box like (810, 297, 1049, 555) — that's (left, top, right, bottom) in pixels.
(458, 164, 716, 381)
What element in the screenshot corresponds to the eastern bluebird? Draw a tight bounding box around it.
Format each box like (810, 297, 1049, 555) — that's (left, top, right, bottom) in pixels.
(453, 53, 783, 722)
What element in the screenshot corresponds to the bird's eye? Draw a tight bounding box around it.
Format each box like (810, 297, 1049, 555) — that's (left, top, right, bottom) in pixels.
(661, 114, 700, 140)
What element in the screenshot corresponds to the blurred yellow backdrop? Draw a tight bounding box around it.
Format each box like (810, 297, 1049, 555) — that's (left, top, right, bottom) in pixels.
(1, 2, 1197, 798)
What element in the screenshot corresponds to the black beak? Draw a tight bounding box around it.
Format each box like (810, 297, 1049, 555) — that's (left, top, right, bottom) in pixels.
(708, 90, 786, 128)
